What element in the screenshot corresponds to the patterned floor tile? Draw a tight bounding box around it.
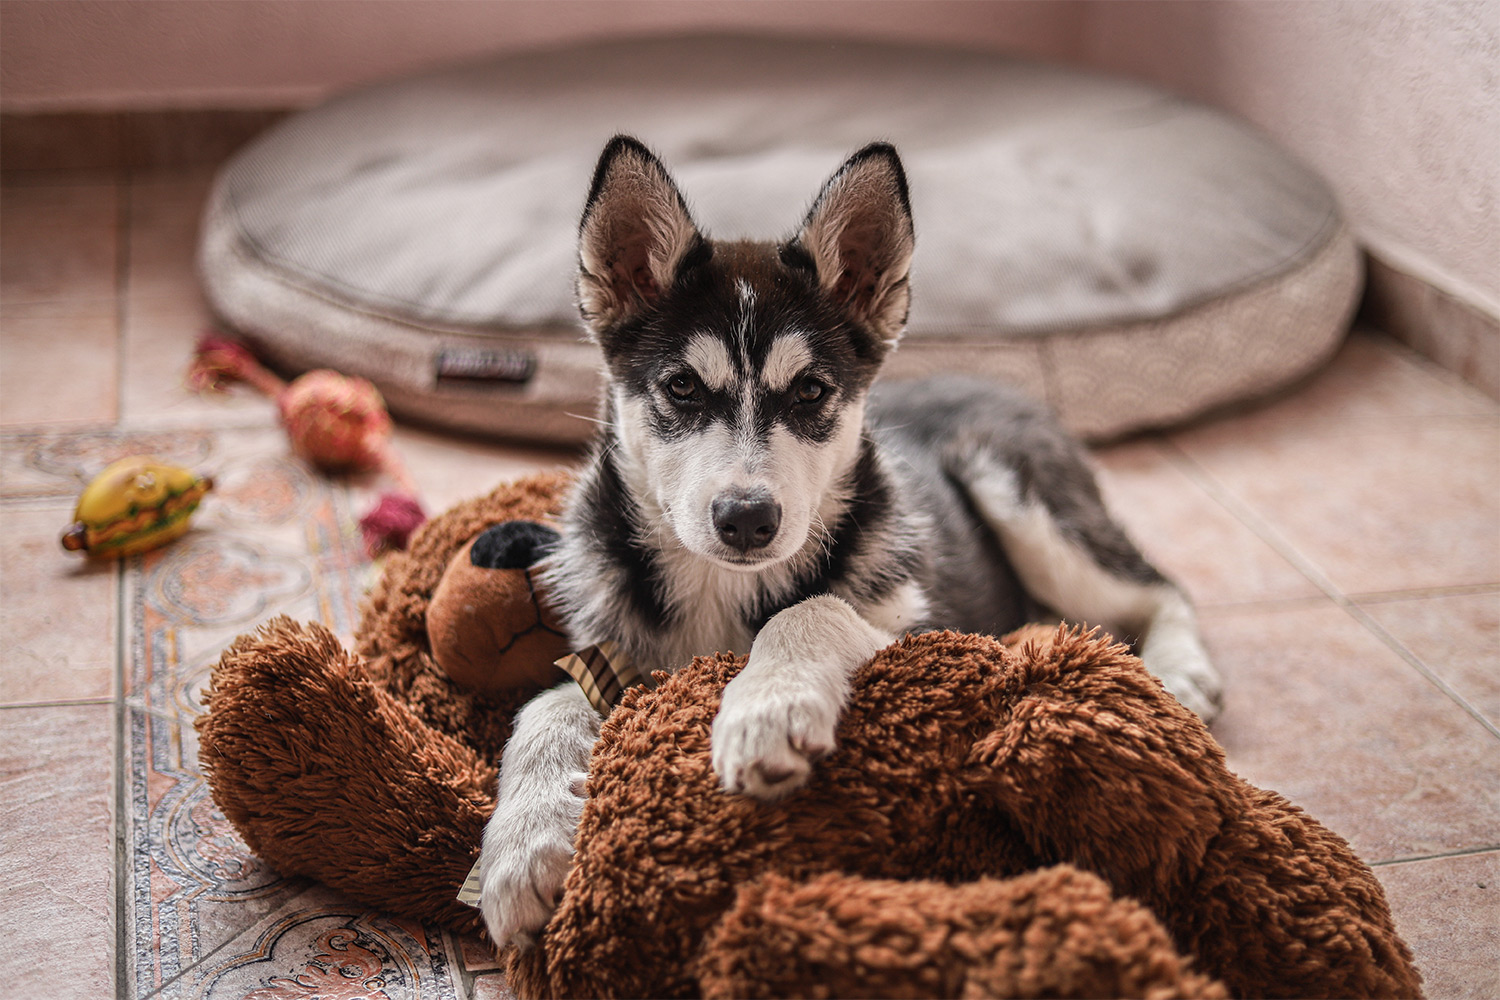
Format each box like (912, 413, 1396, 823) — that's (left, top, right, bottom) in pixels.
(111, 424, 481, 999)
(1, 426, 217, 501)
(151, 885, 460, 1000)
(389, 424, 577, 518)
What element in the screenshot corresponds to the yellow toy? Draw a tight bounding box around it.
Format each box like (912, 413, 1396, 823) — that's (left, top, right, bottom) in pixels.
(60, 456, 213, 558)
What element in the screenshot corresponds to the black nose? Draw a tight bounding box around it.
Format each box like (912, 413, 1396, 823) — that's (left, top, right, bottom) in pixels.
(712, 493, 782, 552)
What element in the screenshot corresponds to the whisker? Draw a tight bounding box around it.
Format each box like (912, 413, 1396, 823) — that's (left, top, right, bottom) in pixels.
(562, 410, 612, 429)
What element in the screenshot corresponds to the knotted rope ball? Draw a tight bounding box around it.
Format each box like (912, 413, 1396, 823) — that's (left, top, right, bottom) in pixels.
(277, 369, 393, 472)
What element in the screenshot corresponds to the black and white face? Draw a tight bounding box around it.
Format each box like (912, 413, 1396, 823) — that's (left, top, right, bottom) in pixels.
(575, 136, 915, 571)
(609, 253, 879, 569)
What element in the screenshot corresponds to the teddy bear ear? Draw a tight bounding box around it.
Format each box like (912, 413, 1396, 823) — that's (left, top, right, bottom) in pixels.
(469, 521, 560, 570)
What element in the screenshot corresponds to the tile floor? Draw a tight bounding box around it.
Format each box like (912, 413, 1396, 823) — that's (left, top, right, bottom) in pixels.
(1, 169, 1496, 999)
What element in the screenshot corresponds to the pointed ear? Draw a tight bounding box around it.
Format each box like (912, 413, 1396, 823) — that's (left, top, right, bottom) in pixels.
(576, 135, 704, 337)
(795, 143, 915, 345)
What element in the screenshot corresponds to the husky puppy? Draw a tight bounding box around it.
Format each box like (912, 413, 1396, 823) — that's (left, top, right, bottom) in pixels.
(478, 136, 1222, 947)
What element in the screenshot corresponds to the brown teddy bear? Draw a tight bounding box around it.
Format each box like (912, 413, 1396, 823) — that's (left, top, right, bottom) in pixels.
(198, 473, 1423, 999)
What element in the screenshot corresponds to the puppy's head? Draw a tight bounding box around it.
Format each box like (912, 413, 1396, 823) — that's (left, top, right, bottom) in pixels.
(577, 136, 914, 570)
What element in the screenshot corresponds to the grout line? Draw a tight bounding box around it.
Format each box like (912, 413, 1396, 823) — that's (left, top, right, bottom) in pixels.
(1152, 436, 1349, 599)
(140, 874, 319, 1000)
(114, 171, 133, 1000)
(115, 173, 133, 429)
(0, 416, 292, 444)
(1194, 594, 1343, 616)
(143, 941, 228, 1000)
(113, 556, 130, 999)
(1360, 325, 1499, 394)
(0, 697, 114, 710)
(1155, 437, 1500, 742)
(1343, 604, 1500, 740)
(1370, 844, 1500, 867)
(1351, 582, 1500, 605)
(0, 494, 110, 509)
(0, 420, 124, 436)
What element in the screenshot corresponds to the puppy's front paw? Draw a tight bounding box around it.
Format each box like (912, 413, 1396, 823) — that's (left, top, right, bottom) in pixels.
(477, 771, 586, 949)
(711, 675, 839, 800)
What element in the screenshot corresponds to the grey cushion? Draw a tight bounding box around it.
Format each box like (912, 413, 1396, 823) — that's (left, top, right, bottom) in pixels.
(199, 34, 1360, 444)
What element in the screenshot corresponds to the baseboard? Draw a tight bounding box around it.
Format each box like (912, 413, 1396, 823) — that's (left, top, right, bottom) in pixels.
(0, 107, 292, 174)
(1361, 254, 1500, 401)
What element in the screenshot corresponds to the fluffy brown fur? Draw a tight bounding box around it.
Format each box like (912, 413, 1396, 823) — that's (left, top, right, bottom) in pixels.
(200, 472, 568, 931)
(198, 475, 1422, 999)
(697, 867, 1225, 999)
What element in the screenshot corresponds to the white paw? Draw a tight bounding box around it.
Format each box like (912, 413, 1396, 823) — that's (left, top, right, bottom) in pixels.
(477, 770, 587, 948)
(1162, 672, 1222, 724)
(711, 674, 840, 800)
(1144, 638, 1224, 724)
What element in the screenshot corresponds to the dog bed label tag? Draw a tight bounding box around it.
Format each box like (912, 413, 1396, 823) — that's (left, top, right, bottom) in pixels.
(555, 641, 651, 716)
(435, 348, 536, 387)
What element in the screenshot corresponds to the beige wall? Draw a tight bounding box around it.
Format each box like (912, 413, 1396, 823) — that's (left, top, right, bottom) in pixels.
(1077, 0, 1498, 320)
(2, 0, 1493, 316)
(0, 0, 1086, 109)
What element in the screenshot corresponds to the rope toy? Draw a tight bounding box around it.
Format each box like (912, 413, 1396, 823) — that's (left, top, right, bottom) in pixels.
(189, 335, 426, 555)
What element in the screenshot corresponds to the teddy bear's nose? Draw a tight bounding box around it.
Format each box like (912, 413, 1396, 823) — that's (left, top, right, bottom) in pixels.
(470, 521, 561, 569)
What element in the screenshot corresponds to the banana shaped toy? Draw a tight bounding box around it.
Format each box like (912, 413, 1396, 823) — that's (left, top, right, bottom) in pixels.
(60, 456, 213, 558)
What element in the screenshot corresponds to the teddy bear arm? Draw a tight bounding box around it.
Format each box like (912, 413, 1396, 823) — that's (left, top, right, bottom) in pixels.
(695, 867, 1227, 1000)
(199, 616, 498, 934)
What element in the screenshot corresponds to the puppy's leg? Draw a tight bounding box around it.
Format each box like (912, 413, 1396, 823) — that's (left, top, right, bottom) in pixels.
(478, 681, 599, 948)
(712, 594, 892, 800)
(1132, 583, 1222, 721)
(960, 454, 1223, 722)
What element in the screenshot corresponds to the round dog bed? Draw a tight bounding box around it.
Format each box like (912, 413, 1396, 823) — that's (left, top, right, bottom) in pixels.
(199, 34, 1360, 445)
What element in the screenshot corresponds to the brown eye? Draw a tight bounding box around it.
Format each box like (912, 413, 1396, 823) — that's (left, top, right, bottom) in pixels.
(795, 378, 825, 404)
(667, 374, 699, 401)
